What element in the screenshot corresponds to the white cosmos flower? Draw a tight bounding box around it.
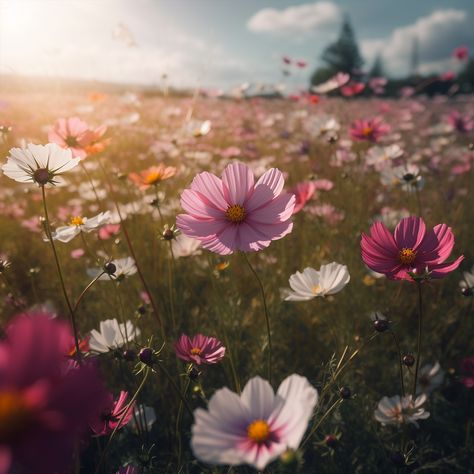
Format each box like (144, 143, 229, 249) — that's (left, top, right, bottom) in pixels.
(416, 362, 445, 395)
(128, 404, 157, 433)
(374, 394, 430, 428)
(460, 265, 474, 295)
(366, 145, 404, 170)
(191, 374, 318, 471)
(305, 115, 340, 138)
(284, 262, 350, 301)
(171, 234, 202, 258)
(51, 211, 111, 243)
(89, 318, 141, 353)
(88, 257, 137, 282)
(2, 143, 80, 186)
(380, 163, 424, 192)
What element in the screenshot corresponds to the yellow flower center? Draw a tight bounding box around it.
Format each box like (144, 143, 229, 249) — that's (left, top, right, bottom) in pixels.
(144, 171, 164, 185)
(362, 126, 373, 136)
(247, 419, 270, 443)
(225, 204, 246, 223)
(0, 391, 33, 443)
(311, 284, 322, 295)
(398, 248, 417, 265)
(70, 216, 85, 226)
(190, 347, 202, 355)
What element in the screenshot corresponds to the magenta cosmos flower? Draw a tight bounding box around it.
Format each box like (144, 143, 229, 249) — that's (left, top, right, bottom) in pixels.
(361, 216, 463, 281)
(350, 117, 390, 142)
(0, 312, 107, 474)
(289, 181, 317, 214)
(90, 391, 135, 436)
(174, 334, 225, 365)
(191, 374, 318, 470)
(48, 117, 107, 159)
(176, 162, 295, 255)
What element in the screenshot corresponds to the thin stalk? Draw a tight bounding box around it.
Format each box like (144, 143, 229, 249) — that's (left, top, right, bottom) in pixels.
(415, 187, 423, 218)
(73, 272, 105, 313)
(302, 398, 343, 447)
(412, 283, 424, 396)
(176, 377, 191, 467)
(243, 253, 273, 384)
(389, 329, 406, 396)
(41, 186, 81, 360)
(156, 362, 193, 417)
(167, 241, 177, 333)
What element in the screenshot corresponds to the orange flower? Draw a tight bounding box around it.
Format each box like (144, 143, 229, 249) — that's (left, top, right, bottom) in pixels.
(129, 165, 177, 189)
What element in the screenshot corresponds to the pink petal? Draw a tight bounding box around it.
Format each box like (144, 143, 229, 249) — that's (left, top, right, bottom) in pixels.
(176, 214, 227, 239)
(394, 217, 426, 250)
(222, 162, 255, 205)
(246, 168, 284, 211)
(248, 193, 295, 224)
(190, 172, 228, 211)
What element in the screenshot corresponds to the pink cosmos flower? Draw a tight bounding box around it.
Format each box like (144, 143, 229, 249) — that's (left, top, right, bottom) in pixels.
(176, 162, 295, 255)
(174, 334, 225, 365)
(361, 216, 464, 282)
(99, 223, 121, 240)
(440, 71, 455, 82)
(460, 357, 474, 388)
(90, 391, 134, 436)
(191, 374, 318, 470)
(453, 45, 469, 61)
(341, 82, 365, 97)
(48, 117, 108, 159)
(447, 111, 473, 133)
(290, 181, 317, 214)
(350, 117, 390, 142)
(0, 312, 107, 474)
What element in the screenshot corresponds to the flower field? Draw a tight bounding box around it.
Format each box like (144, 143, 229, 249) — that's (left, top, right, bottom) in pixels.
(0, 85, 473, 473)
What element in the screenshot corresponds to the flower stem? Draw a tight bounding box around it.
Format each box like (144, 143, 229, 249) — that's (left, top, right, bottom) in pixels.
(73, 272, 105, 313)
(41, 186, 81, 360)
(168, 241, 177, 333)
(243, 253, 273, 384)
(302, 398, 343, 447)
(389, 328, 405, 397)
(176, 376, 191, 466)
(413, 283, 424, 396)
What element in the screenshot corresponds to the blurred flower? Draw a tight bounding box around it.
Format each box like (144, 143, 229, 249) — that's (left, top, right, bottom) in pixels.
(341, 82, 365, 97)
(459, 265, 474, 296)
(50, 211, 110, 243)
(89, 318, 141, 353)
(191, 374, 318, 470)
(366, 145, 403, 170)
(99, 223, 121, 240)
(0, 312, 107, 474)
(350, 117, 390, 142)
(305, 115, 340, 138)
(361, 217, 463, 282)
(380, 163, 424, 192)
(416, 362, 444, 395)
(90, 391, 134, 436)
(284, 262, 350, 301)
(88, 257, 137, 281)
(128, 404, 157, 433)
(2, 143, 80, 186)
(171, 234, 202, 257)
(311, 72, 350, 94)
(117, 465, 140, 474)
(48, 117, 108, 158)
(129, 164, 177, 190)
(452, 45, 469, 61)
(369, 77, 387, 95)
(177, 162, 295, 255)
(290, 181, 317, 214)
(174, 334, 225, 365)
(460, 357, 474, 388)
(447, 111, 473, 134)
(374, 394, 429, 428)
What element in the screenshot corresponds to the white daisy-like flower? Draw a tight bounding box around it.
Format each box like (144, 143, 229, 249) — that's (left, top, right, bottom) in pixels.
(88, 257, 137, 282)
(51, 211, 111, 243)
(374, 394, 429, 428)
(2, 143, 80, 186)
(89, 318, 141, 353)
(416, 361, 445, 395)
(459, 265, 474, 295)
(191, 374, 318, 470)
(380, 163, 424, 192)
(365, 145, 404, 170)
(128, 404, 157, 433)
(305, 115, 340, 138)
(284, 262, 350, 301)
(171, 234, 202, 258)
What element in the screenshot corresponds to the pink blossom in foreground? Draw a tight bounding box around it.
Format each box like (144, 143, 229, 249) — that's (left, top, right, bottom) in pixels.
(191, 375, 318, 470)
(290, 181, 317, 214)
(48, 117, 108, 159)
(447, 111, 473, 133)
(350, 117, 390, 142)
(361, 216, 463, 281)
(174, 334, 225, 365)
(460, 357, 474, 388)
(452, 45, 469, 61)
(341, 82, 365, 97)
(0, 313, 107, 474)
(90, 391, 134, 436)
(176, 162, 295, 255)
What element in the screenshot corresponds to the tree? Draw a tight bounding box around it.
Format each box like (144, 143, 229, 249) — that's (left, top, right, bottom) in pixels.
(310, 67, 336, 87)
(321, 15, 364, 74)
(369, 54, 385, 77)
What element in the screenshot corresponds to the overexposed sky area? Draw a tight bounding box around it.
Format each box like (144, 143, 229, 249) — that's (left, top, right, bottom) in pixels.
(0, 0, 473, 90)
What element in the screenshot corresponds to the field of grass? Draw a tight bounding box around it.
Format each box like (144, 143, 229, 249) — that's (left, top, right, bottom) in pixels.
(0, 87, 472, 473)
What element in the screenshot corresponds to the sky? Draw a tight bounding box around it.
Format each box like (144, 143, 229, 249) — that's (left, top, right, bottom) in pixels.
(0, 0, 473, 90)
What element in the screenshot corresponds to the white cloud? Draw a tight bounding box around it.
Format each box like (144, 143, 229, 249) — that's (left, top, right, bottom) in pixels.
(361, 9, 473, 76)
(247, 1, 341, 35)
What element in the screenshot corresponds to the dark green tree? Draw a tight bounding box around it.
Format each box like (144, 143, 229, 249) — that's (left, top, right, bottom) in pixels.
(369, 54, 385, 77)
(321, 15, 364, 74)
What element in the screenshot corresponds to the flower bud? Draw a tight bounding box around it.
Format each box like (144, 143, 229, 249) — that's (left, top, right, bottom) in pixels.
(339, 386, 351, 399)
(104, 262, 116, 275)
(390, 451, 405, 467)
(123, 349, 137, 362)
(324, 434, 338, 448)
(373, 318, 389, 332)
(139, 347, 154, 365)
(403, 354, 415, 367)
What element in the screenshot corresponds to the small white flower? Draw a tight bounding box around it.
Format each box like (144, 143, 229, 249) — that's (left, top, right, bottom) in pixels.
(380, 163, 424, 192)
(2, 143, 80, 186)
(171, 234, 202, 258)
(284, 262, 350, 301)
(89, 318, 141, 353)
(305, 115, 340, 138)
(128, 404, 157, 433)
(366, 145, 403, 170)
(416, 361, 445, 395)
(88, 257, 137, 282)
(375, 394, 430, 428)
(460, 265, 474, 294)
(51, 211, 111, 243)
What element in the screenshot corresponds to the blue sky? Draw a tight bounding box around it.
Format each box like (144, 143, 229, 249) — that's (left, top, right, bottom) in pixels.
(0, 0, 473, 90)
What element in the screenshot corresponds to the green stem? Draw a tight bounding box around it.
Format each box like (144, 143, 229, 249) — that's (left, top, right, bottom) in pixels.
(302, 398, 343, 447)
(41, 186, 81, 360)
(176, 377, 191, 466)
(243, 253, 273, 384)
(413, 283, 423, 397)
(390, 329, 405, 396)
(168, 241, 177, 333)
(156, 362, 193, 417)
(73, 271, 105, 313)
